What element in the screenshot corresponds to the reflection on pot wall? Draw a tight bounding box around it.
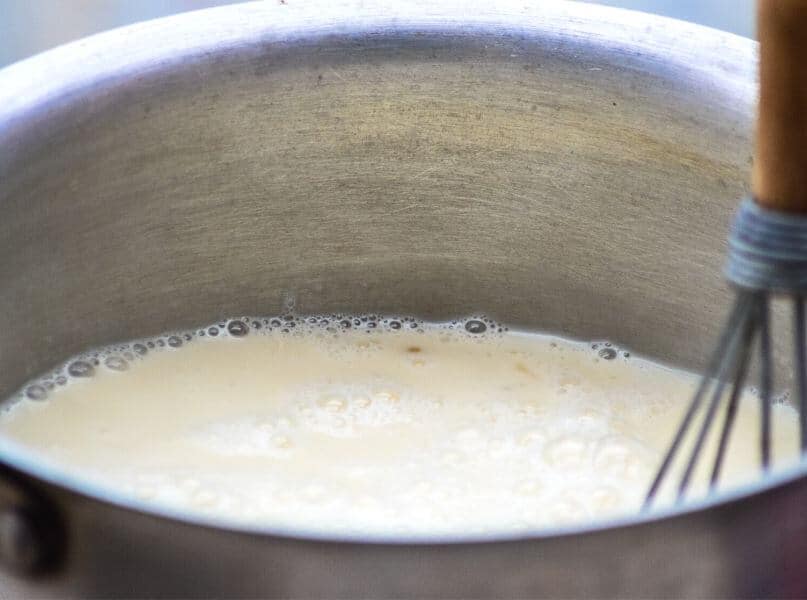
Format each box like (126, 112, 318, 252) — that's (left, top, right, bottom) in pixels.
(0, 0, 754, 69)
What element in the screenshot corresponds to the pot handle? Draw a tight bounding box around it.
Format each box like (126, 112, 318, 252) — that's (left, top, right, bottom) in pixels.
(0, 464, 64, 576)
(753, 0, 807, 213)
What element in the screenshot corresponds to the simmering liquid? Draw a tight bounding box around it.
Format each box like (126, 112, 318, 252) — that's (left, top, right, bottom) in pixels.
(0, 316, 799, 537)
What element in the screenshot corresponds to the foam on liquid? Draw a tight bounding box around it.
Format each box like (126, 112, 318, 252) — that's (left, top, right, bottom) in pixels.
(0, 316, 800, 537)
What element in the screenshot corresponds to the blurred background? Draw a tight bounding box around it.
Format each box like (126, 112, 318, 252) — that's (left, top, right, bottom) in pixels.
(0, 0, 753, 69)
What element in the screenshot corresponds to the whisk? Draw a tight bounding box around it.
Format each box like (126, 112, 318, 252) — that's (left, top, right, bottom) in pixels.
(644, 0, 807, 509)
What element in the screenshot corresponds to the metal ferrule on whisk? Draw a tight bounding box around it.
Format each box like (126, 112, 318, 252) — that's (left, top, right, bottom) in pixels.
(726, 197, 807, 293)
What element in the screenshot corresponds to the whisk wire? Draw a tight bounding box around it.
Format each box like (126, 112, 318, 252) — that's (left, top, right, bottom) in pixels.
(676, 292, 758, 501)
(643, 293, 755, 508)
(709, 305, 757, 488)
(795, 297, 807, 450)
(758, 295, 772, 471)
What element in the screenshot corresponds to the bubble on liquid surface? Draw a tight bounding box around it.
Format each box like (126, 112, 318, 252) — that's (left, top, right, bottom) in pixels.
(104, 356, 128, 372)
(591, 487, 622, 512)
(25, 385, 47, 401)
(272, 435, 292, 449)
(227, 320, 248, 337)
(598, 348, 617, 360)
(68, 360, 95, 378)
(465, 320, 487, 334)
(544, 436, 588, 469)
(167, 336, 183, 348)
(320, 396, 346, 413)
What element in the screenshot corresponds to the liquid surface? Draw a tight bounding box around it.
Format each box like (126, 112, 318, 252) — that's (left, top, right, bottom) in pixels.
(0, 317, 800, 537)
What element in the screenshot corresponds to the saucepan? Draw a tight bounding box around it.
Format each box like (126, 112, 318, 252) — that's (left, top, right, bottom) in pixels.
(1, 0, 805, 596)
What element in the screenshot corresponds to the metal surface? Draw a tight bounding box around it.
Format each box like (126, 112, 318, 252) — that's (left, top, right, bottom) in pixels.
(1, 0, 805, 596)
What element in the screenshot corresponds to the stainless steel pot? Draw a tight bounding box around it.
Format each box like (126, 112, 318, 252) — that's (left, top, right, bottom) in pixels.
(1, 0, 804, 596)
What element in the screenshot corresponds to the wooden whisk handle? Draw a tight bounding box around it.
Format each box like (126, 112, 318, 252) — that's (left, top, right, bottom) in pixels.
(753, 0, 807, 213)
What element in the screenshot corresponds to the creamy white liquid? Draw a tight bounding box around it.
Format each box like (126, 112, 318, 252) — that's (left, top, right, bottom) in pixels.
(0, 318, 800, 537)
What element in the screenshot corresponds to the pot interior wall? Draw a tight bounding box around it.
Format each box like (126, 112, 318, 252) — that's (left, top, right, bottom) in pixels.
(0, 10, 757, 400)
